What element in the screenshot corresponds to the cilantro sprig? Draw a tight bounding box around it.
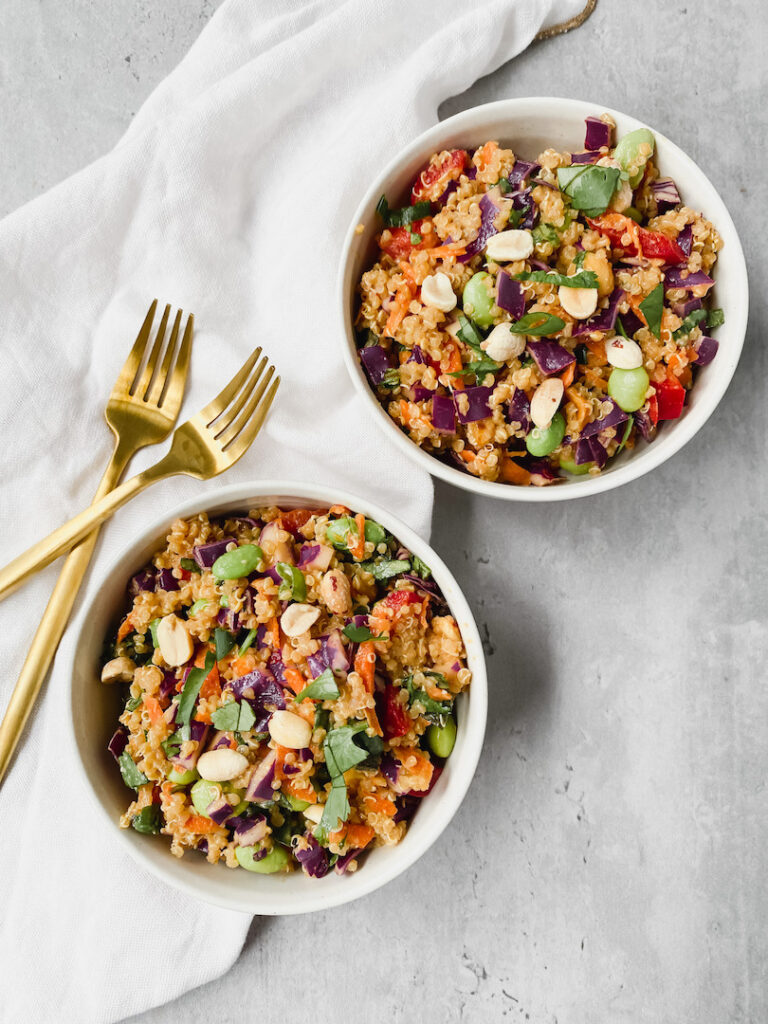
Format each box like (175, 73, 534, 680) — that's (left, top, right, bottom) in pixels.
(118, 751, 148, 790)
(556, 165, 621, 217)
(639, 283, 664, 339)
(177, 651, 215, 731)
(514, 269, 598, 289)
(376, 195, 431, 228)
(295, 668, 340, 704)
(210, 699, 256, 732)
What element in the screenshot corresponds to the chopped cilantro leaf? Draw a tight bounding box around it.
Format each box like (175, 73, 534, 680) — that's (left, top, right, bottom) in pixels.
(295, 668, 340, 704)
(118, 750, 148, 790)
(639, 283, 664, 339)
(177, 652, 215, 729)
(131, 805, 161, 834)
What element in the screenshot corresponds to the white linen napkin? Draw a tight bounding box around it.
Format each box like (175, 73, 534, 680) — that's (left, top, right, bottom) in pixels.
(0, 1, 590, 1020)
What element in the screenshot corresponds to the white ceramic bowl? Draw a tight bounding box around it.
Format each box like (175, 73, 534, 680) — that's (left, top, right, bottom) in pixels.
(338, 97, 748, 501)
(68, 481, 487, 915)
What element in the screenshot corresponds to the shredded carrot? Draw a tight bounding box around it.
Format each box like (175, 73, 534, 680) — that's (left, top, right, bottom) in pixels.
(364, 794, 397, 817)
(419, 594, 431, 629)
(193, 645, 211, 668)
(284, 779, 317, 804)
(584, 338, 608, 364)
(399, 398, 413, 427)
(424, 677, 453, 701)
(385, 275, 417, 338)
(421, 244, 467, 260)
(474, 140, 498, 172)
(231, 652, 257, 677)
(200, 663, 221, 700)
(185, 815, 219, 834)
(143, 694, 163, 727)
(329, 504, 350, 515)
(329, 823, 376, 849)
(628, 291, 648, 326)
(365, 706, 383, 737)
(354, 641, 376, 692)
(267, 616, 281, 650)
(344, 512, 366, 561)
(194, 708, 212, 725)
(399, 749, 434, 790)
(116, 616, 133, 642)
(583, 368, 608, 391)
(459, 450, 475, 463)
(559, 362, 576, 388)
(565, 386, 590, 432)
(283, 665, 306, 695)
(500, 456, 532, 485)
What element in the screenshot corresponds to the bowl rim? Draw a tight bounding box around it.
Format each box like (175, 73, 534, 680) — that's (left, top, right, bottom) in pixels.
(337, 95, 749, 502)
(66, 479, 488, 915)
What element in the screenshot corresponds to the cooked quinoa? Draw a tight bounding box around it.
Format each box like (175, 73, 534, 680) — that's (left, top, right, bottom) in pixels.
(103, 505, 471, 878)
(356, 114, 724, 486)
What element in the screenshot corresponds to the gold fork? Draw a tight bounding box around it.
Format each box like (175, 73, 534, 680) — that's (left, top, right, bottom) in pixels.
(0, 300, 193, 784)
(0, 345, 279, 603)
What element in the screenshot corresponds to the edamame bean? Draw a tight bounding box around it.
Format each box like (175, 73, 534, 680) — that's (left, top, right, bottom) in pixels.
(559, 456, 591, 476)
(167, 766, 199, 785)
(462, 272, 496, 328)
(325, 517, 356, 549)
(188, 598, 210, 616)
(526, 412, 566, 457)
(364, 520, 387, 545)
(235, 844, 290, 874)
(212, 543, 264, 580)
(427, 716, 457, 758)
(613, 128, 655, 187)
(607, 367, 649, 412)
(190, 778, 220, 816)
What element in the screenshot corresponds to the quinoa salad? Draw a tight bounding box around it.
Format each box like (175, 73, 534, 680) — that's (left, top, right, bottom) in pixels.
(356, 114, 724, 486)
(103, 506, 470, 878)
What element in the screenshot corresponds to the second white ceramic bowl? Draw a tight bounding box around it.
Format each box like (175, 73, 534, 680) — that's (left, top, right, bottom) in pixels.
(68, 481, 487, 915)
(338, 97, 748, 501)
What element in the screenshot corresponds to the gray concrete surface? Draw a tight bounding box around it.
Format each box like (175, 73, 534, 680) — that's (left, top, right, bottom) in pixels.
(2, 2, 765, 1022)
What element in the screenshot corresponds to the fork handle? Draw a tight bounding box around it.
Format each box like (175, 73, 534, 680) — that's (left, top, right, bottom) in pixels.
(0, 436, 136, 785)
(0, 456, 174, 604)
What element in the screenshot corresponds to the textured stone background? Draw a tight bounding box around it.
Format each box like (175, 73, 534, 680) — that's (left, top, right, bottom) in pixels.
(1, 2, 764, 1022)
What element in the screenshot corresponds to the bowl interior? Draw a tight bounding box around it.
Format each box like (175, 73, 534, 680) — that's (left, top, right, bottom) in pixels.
(70, 482, 487, 915)
(339, 97, 748, 501)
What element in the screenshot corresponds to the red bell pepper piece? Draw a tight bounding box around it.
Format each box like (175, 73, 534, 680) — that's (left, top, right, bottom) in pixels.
(384, 590, 421, 611)
(647, 392, 659, 426)
(587, 213, 686, 266)
(654, 377, 686, 420)
(411, 149, 468, 203)
(380, 684, 411, 739)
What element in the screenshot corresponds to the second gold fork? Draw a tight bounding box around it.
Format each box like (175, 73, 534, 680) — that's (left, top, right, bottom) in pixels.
(0, 346, 279, 603)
